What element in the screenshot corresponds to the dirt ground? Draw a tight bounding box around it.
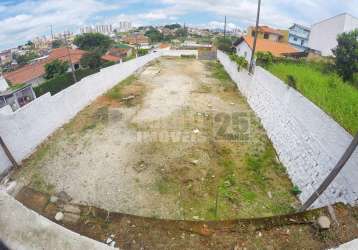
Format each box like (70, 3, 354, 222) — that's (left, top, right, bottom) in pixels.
(16, 187, 358, 250)
(12, 57, 298, 220)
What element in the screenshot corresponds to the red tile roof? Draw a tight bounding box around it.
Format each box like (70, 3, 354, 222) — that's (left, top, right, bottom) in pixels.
(101, 54, 121, 62)
(4, 48, 86, 84)
(243, 36, 298, 57)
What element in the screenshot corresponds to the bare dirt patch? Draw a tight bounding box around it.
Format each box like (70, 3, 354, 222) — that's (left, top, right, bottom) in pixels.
(12, 57, 298, 220)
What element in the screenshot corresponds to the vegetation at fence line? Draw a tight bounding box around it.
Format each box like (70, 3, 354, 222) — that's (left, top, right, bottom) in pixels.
(256, 51, 274, 67)
(267, 62, 358, 134)
(137, 48, 149, 56)
(333, 29, 358, 84)
(180, 54, 196, 59)
(34, 68, 99, 96)
(13, 51, 39, 65)
(105, 75, 137, 101)
(44, 59, 69, 79)
(229, 53, 248, 70)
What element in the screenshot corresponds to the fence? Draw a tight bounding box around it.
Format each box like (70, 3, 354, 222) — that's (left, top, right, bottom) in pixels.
(217, 50, 358, 207)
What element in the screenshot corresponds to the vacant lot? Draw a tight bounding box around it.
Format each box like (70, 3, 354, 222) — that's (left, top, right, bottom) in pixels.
(267, 62, 358, 135)
(13, 57, 298, 220)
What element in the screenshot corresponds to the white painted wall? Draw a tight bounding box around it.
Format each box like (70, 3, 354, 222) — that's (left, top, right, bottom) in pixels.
(308, 13, 358, 56)
(0, 76, 9, 92)
(217, 50, 358, 208)
(235, 42, 252, 62)
(0, 50, 197, 175)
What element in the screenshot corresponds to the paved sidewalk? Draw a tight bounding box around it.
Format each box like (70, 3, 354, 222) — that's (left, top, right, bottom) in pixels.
(0, 191, 118, 250)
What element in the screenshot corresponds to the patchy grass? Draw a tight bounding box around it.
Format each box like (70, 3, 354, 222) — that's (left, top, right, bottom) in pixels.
(206, 61, 237, 92)
(266, 62, 358, 134)
(29, 172, 55, 194)
(106, 75, 138, 101)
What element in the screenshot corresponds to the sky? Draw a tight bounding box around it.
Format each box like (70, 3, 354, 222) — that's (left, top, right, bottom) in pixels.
(0, 0, 358, 50)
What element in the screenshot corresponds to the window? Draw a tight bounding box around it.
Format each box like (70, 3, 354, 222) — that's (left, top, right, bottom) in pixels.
(293, 37, 298, 41)
(263, 33, 269, 39)
(251, 31, 255, 37)
(244, 51, 247, 58)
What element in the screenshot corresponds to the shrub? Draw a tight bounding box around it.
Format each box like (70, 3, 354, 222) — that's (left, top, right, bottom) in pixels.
(34, 68, 99, 96)
(291, 185, 302, 195)
(44, 59, 69, 79)
(229, 53, 248, 70)
(256, 51, 274, 67)
(286, 75, 297, 89)
(137, 48, 149, 56)
(80, 52, 102, 69)
(333, 29, 358, 82)
(215, 37, 233, 53)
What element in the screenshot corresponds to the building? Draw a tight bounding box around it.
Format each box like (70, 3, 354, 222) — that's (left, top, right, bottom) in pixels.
(308, 13, 358, 56)
(0, 75, 36, 111)
(80, 24, 113, 35)
(118, 21, 132, 32)
(122, 34, 150, 47)
(101, 45, 133, 63)
(0, 50, 12, 66)
(3, 48, 86, 86)
(247, 26, 288, 43)
(234, 36, 298, 62)
(288, 24, 311, 51)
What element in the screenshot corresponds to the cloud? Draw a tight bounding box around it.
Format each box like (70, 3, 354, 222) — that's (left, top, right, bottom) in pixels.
(0, 0, 121, 49)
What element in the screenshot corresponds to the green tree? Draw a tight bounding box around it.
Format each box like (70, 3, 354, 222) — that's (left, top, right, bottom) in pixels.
(137, 49, 149, 56)
(175, 28, 188, 38)
(14, 51, 39, 65)
(73, 33, 113, 55)
(164, 24, 181, 29)
(215, 37, 233, 53)
(333, 29, 358, 82)
(145, 28, 163, 43)
(80, 52, 102, 69)
(44, 59, 69, 79)
(52, 39, 64, 48)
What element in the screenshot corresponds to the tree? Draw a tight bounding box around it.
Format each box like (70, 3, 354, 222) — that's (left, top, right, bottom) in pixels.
(44, 59, 69, 79)
(215, 37, 233, 53)
(80, 52, 102, 69)
(13, 51, 39, 65)
(145, 28, 163, 43)
(73, 33, 113, 55)
(164, 24, 181, 29)
(332, 29, 358, 82)
(52, 39, 64, 48)
(175, 28, 188, 38)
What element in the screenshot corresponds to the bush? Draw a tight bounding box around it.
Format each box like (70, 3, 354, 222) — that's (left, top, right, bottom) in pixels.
(80, 52, 102, 69)
(291, 185, 302, 195)
(256, 52, 274, 67)
(44, 59, 69, 79)
(229, 53, 248, 70)
(34, 68, 99, 96)
(333, 29, 358, 82)
(180, 55, 196, 59)
(137, 48, 149, 56)
(286, 75, 297, 89)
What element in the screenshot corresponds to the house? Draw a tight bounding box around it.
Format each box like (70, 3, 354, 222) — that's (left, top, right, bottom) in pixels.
(101, 45, 133, 63)
(3, 48, 86, 86)
(122, 34, 150, 47)
(247, 26, 288, 43)
(0, 75, 36, 111)
(308, 13, 358, 56)
(0, 50, 12, 66)
(288, 24, 311, 51)
(233, 36, 299, 62)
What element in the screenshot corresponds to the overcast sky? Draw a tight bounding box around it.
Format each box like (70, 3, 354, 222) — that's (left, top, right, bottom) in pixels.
(1, 0, 358, 50)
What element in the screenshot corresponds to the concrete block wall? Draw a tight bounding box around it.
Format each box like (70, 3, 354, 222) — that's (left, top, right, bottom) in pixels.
(217, 50, 358, 208)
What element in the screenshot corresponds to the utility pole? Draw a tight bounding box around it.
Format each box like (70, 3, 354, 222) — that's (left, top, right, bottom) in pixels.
(224, 16, 227, 39)
(249, 0, 261, 74)
(64, 31, 77, 83)
(299, 133, 358, 211)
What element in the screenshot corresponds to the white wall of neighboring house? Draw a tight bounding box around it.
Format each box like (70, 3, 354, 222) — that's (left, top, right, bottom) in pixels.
(308, 13, 358, 56)
(235, 41, 252, 62)
(0, 76, 9, 92)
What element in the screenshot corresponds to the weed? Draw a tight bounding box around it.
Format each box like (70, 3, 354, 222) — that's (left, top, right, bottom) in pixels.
(106, 75, 137, 101)
(155, 177, 176, 194)
(30, 172, 54, 193)
(287, 75, 297, 89)
(291, 185, 302, 195)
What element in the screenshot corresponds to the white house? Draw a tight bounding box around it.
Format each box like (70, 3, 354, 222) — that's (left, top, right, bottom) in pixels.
(308, 13, 358, 56)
